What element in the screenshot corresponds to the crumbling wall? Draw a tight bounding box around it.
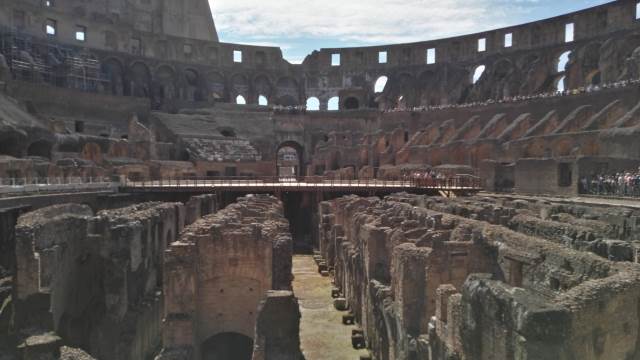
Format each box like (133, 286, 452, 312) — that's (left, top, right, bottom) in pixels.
(251, 290, 303, 360)
(319, 193, 640, 360)
(161, 194, 294, 360)
(11, 196, 216, 359)
(320, 195, 494, 359)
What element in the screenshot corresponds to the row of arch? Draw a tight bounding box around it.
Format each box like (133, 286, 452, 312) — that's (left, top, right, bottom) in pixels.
(96, 43, 598, 110)
(101, 57, 305, 106)
(234, 95, 346, 111)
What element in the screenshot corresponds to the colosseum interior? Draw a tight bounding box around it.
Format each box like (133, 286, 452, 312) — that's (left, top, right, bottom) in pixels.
(3, 0, 640, 359)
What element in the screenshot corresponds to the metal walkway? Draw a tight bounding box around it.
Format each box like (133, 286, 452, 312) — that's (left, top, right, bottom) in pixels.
(119, 176, 483, 197)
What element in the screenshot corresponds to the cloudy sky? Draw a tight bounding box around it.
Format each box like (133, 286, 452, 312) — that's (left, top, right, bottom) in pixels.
(209, 0, 612, 63)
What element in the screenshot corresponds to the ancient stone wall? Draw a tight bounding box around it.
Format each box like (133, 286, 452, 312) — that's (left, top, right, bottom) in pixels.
(160, 194, 293, 360)
(319, 193, 640, 360)
(9, 194, 216, 359)
(2, 1, 640, 110)
(251, 290, 303, 360)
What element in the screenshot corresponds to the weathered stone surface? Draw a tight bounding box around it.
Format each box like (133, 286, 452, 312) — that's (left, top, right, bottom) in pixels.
(160, 194, 296, 359)
(251, 290, 303, 360)
(319, 193, 640, 360)
(10, 196, 214, 360)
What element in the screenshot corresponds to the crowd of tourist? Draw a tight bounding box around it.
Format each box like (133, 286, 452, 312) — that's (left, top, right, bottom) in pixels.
(580, 168, 640, 197)
(271, 105, 308, 114)
(266, 78, 640, 115)
(405, 169, 447, 186)
(384, 78, 640, 113)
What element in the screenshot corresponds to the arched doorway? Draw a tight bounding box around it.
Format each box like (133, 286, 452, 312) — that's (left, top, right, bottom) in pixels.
(201, 332, 253, 360)
(343, 97, 360, 109)
(276, 141, 304, 178)
(27, 140, 52, 159)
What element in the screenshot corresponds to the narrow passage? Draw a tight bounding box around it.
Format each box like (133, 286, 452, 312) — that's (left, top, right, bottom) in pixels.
(292, 255, 368, 360)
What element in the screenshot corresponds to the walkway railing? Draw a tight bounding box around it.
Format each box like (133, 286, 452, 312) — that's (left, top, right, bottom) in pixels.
(121, 174, 483, 190)
(0, 177, 117, 196)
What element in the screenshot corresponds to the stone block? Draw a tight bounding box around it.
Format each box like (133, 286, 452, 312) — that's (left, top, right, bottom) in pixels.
(334, 297, 348, 311)
(342, 313, 355, 325)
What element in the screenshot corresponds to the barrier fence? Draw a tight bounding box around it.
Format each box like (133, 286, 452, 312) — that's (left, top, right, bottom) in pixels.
(0, 177, 116, 195)
(0, 175, 483, 196)
(121, 174, 483, 190)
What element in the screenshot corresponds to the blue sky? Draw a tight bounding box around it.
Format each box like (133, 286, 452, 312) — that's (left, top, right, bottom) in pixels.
(209, 0, 613, 63)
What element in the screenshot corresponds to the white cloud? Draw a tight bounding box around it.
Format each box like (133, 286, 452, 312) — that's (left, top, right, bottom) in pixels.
(208, 0, 610, 61)
(210, 0, 533, 44)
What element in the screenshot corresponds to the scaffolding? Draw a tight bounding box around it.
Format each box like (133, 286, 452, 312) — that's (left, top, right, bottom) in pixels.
(0, 26, 110, 92)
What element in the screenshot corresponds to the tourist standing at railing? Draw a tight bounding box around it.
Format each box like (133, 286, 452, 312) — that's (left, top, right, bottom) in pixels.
(581, 168, 640, 197)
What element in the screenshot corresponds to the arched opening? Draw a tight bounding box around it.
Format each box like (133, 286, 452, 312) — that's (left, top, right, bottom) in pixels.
(555, 75, 567, 92)
(276, 77, 299, 104)
(218, 128, 237, 138)
(207, 72, 225, 101)
(275, 95, 298, 106)
(276, 141, 304, 178)
(101, 58, 124, 96)
(258, 95, 268, 106)
(253, 75, 273, 100)
(343, 97, 360, 110)
(306, 97, 320, 111)
(586, 70, 601, 86)
(154, 65, 177, 101)
(201, 332, 253, 360)
(236, 95, 246, 105)
(557, 51, 571, 73)
(472, 65, 486, 84)
(374, 76, 388, 93)
(184, 69, 203, 101)
(327, 96, 339, 111)
(127, 62, 151, 97)
(396, 95, 407, 109)
(0, 133, 24, 157)
(277, 146, 299, 179)
(27, 140, 52, 159)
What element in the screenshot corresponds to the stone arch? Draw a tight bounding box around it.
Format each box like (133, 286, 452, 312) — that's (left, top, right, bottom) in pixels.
(0, 131, 25, 158)
(417, 70, 443, 106)
(201, 332, 253, 360)
(253, 74, 273, 100)
(230, 73, 249, 99)
(183, 68, 204, 101)
(391, 73, 416, 107)
(491, 58, 516, 98)
(206, 71, 226, 101)
(277, 140, 304, 177)
(101, 57, 125, 96)
(306, 97, 320, 111)
(554, 138, 575, 157)
(343, 97, 360, 110)
(554, 75, 567, 92)
(374, 75, 388, 93)
(327, 96, 340, 111)
(126, 61, 151, 97)
(154, 65, 177, 101)
(275, 77, 300, 105)
(556, 50, 572, 74)
(472, 65, 486, 85)
(26, 140, 53, 159)
(571, 42, 601, 88)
